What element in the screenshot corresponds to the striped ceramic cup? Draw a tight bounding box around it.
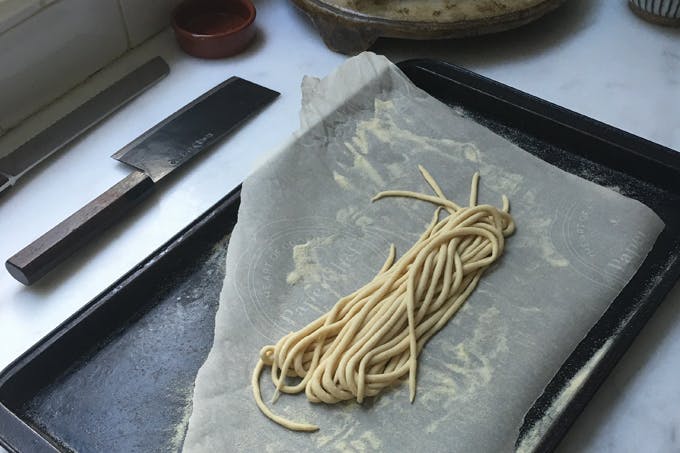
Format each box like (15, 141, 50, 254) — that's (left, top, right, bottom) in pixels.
(629, 0, 680, 25)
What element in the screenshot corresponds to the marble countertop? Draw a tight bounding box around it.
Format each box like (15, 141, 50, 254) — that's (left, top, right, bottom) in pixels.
(1, 1, 679, 451)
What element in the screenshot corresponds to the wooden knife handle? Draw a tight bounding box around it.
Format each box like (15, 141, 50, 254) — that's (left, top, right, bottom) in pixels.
(6, 170, 154, 285)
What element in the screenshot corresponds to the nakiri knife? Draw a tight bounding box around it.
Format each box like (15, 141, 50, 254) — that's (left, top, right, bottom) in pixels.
(0, 57, 170, 194)
(6, 77, 279, 285)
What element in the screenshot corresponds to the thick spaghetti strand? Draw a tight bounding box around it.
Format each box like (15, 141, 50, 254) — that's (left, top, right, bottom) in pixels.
(252, 168, 515, 431)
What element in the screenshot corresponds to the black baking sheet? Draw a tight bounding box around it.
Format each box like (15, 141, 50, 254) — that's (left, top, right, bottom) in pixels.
(1, 59, 679, 453)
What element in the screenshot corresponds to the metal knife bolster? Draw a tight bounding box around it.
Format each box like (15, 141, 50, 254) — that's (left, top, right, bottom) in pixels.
(6, 77, 279, 285)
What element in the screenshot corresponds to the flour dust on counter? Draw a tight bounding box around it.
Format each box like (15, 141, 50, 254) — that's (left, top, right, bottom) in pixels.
(181, 53, 663, 452)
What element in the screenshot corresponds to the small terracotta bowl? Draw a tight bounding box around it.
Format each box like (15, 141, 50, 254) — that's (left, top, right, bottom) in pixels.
(172, 0, 257, 59)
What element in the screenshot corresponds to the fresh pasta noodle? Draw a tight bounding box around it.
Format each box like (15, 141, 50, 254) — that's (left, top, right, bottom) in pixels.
(252, 166, 515, 432)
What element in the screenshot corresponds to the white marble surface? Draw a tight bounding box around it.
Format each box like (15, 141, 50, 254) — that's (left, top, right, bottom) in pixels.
(0, 1, 678, 451)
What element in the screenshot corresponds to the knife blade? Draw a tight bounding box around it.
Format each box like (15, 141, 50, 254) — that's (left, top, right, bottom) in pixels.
(0, 57, 170, 194)
(6, 77, 279, 285)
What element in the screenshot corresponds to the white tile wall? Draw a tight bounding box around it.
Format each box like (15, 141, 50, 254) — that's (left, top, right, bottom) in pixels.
(0, 0, 57, 35)
(0, 0, 128, 132)
(118, 0, 182, 47)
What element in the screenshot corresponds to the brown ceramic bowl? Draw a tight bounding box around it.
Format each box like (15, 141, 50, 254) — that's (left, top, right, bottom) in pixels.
(172, 0, 256, 59)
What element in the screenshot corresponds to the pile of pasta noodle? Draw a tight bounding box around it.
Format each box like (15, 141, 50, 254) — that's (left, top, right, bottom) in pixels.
(252, 166, 515, 431)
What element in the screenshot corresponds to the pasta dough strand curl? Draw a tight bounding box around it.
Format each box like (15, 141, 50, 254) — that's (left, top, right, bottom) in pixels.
(252, 168, 515, 431)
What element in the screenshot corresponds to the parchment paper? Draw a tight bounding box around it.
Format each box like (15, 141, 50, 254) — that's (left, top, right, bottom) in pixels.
(182, 53, 664, 452)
